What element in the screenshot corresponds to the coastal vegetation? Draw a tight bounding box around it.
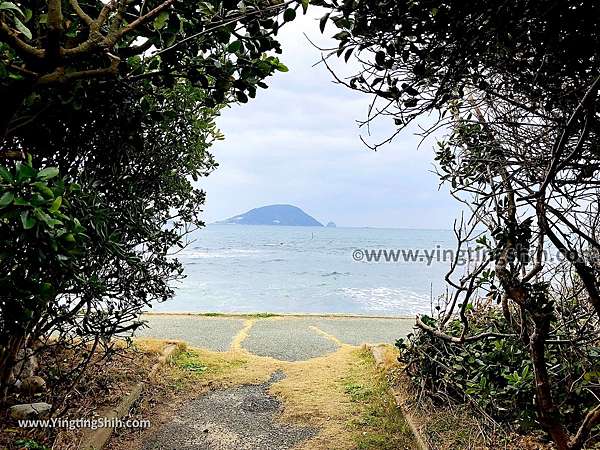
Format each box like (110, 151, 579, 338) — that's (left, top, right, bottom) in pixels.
(0, 0, 296, 405)
(1, 0, 599, 449)
(318, 0, 600, 448)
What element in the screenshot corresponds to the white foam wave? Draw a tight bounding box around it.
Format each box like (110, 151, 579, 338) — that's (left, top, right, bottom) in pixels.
(340, 287, 428, 313)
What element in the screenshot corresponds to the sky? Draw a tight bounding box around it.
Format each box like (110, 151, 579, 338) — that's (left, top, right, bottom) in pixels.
(198, 9, 460, 229)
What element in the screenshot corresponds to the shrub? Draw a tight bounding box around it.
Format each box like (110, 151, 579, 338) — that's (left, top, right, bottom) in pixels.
(397, 304, 600, 435)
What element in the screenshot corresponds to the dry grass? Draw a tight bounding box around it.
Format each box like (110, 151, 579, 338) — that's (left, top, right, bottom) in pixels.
(2, 323, 557, 450)
(389, 365, 551, 450)
(109, 338, 416, 450)
(278, 346, 415, 450)
(0, 341, 164, 450)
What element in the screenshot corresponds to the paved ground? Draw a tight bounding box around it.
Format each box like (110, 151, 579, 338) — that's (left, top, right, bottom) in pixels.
(138, 316, 246, 352)
(143, 371, 316, 450)
(136, 314, 415, 361)
(242, 319, 340, 361)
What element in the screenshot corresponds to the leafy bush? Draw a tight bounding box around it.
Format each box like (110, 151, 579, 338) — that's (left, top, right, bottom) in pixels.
(0, 158, 89, 394)
(0, 82, 222, 399)
(397, 305, 600, 435)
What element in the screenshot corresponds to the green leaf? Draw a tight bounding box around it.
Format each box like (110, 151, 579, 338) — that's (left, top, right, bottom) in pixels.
(344, 47, 354, 62)
(319, 13, 330, 33)
(227, 40, 241, 53)
(301, 0, 309, 14)
(39, 282, 56, 300)
(37, 167, 59, 180)
(0, 2, 23, 15)
(334, 31, 350, 41)
(276, 62, 289, 72)
(13, 197, 30, 206)
(50, 196, 62, 212)
(63, 233, 76, 243)
(32, 181, 55, 198)
(13, 17, 32, 40)
(15, 197, 31, 206)
(16, 162, 35, 181)
(153, 11, 169, 30)
(283, 8, 296, 22)
(0, 166, 12, 182)
(235, 91, 248, 103)
(33, 208, 52, 224)
(20, 210, 36, 229)
(0, 191, 14, 208)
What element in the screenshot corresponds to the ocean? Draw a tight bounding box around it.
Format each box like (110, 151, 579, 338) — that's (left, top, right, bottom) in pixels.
(153, 224, 458, 317)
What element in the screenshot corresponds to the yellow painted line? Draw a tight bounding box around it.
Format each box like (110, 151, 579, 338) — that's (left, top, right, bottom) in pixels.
(309, 325, 344, 347)
(230, 318, 256, 353)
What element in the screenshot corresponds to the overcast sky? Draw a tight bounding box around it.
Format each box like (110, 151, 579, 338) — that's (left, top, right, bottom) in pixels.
(198, 9, 460, 229)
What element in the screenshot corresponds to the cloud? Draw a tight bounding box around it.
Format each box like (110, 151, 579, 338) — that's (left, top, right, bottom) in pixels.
(199, 8, 459, 229)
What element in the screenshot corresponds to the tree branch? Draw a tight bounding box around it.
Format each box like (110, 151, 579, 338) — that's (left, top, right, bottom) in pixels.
(111, 0, 176, 42)
(37, 55, 120, 85)
(570, 404, 600, 450)
(69, 0, 94, 26)
(416, 316, 516, 343)
(0, 21, 44, 59)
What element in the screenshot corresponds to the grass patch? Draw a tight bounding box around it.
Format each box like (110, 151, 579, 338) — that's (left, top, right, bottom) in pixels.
(272, 346, 415, 450)
(171, 349, 247, 377)
(249, 312, 279, 318)
(343, 348, 415, 450)
(173, 350, 209, 373)
(12, 439, 51, 450)
(196, 312, 280, 318)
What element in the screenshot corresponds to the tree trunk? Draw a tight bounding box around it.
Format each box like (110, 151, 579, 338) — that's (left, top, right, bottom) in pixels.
(0, 333, 26, 403)
(529, 315, 571, 450)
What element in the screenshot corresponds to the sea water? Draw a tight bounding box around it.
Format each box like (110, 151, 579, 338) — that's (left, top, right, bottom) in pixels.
(153, 224, 458, 316)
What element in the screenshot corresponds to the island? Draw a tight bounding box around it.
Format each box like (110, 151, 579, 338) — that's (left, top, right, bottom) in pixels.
(216, 204, 323, 227)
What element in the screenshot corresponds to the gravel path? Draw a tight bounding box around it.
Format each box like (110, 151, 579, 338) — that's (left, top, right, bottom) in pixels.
(142, 371, 316, 450)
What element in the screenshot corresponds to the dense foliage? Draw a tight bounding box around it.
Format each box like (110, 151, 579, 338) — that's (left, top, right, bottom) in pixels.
(315, 0, 599, 142)
(398, 304, 600, 436)
(0, 80, 224, 399)
(0, 0, 306, 401)
(0, 160, 87, 359)
(318, 0, 600, 448)
(0, 0, 298, 141)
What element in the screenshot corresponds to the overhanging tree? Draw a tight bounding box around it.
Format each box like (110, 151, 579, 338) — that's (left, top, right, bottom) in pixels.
(0, 0, 308, 402)
(0, 80, 223, 403)
(317, 0, 600, 448)
(0, 0, 301, 147)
